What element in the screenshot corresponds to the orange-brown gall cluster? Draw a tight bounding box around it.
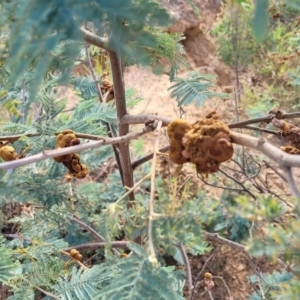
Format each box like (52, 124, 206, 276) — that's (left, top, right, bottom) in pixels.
(167, 117, 234, 174)
(280, 146, 300, 155)
(101, 72, 114, 102)
(0, 142, 18, 161)
(69, 249, 82, 261)
(270, 109, 300, 151)
(54, 130, 88, 179)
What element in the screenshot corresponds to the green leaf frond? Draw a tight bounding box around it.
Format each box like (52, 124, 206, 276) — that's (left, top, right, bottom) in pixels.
(48, 40, 83, 73)
(93, 244, 184, 300)
(50, 244, 184, 300)
(168, 71, 229, 107)
(72, 99, 117, 125)
(1, 0, 171, 90)
(38, 89, 67, 121)
(131, 30, 188, 80)
(249, 270, 293, 300)
(71, 77, 100, 100)
(0, 235, 21, 284)
(125, 88, 143, 108)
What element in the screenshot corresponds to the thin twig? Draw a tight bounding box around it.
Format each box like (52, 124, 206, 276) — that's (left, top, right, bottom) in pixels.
(2, 233, 32, 243)
(244, 125, 280, 135)
(178, 243, 192, 296)
(212, 276, 233, 300)
(23, 278, 61, 300)
(84, 42, 124, 185)
(0, 132, 104, 142)
(84, 43, 104, 102)
(72, 216, 105, 242)
(263, 160, 287, 183)
(148, 120, 163, 265)
(205, 233, 245, 251)
(190, 245, 221, 300)
(282, 166, 300, 199)
(132, 146, 170, 170)
(229, 112, 300, 129)
(60, 250, 89, 270)
(205, 232, 295, 273)
(62, 241, 129, 252)
(114, 173, 151, 205)
(197, 173, 246, 193)
(219, 169, 256, 199)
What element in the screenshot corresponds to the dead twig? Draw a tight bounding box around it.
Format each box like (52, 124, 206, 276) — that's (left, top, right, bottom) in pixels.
(229, 112, 300, 129)
(178, 243, 192, 296)
(148, 120, 163, 265)
(132, 145, 169, 170)
(190, 245, 221, 300)
(62, 241, 130, 252)
(212, 276, 233, 300)
(23, 278, 61, 300)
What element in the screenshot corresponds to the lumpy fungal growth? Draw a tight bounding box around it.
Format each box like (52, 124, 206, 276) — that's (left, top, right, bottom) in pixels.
(167, 117, 234, 174)
(270, 108, 300, 151)
(0, 142, 18, 161)
(167, 119, 192, 165)
(53, 130, 88, 179)
(54, 129, 80, 163)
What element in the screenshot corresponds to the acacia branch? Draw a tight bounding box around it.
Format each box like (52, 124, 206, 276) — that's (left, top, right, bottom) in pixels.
(231, 132, 300, 168)
(178, 243, 192, 296)
(109, 51, 134, 200)
(132, 146, 169, 170)
(81, 27, 110, 51)
(84, 42, 124, 185)
(0, 132, 105, 142)
(0, 126, 153, 170)
(82, 27, 133, 192)
(229, 112, 300, 129)
(23, 278, 61, 300)
(121, 113, 172, 126)
(148, 120, 163, 265)
(63, 241, 130, 252)
(282, 167, 300, 199)
(84, 43, 104, 102)
(231, 132, 300, 198)
(72, 216, 121, 256)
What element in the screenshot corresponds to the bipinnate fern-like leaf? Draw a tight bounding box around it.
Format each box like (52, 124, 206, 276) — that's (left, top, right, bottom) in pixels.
(168, 71, 229, 107)
(71, 77, 99, 99)
(2, 0, 171, 92)
(38, 90, 67, 120)
(95, 243, 184, 300)
(0, 236, 21, 283)
(53, 243, 184, 300)
(249, 270, 293, 300)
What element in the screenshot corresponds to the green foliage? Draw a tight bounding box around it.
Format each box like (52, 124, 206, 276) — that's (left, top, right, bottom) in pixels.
(249, 270, 293, 300)
(0, 0, 171, 95)
(212, 1, 257, 70)
(0, 236, 21, 283)
(2, 0, 300, 299)
(52, 244, 184, 300)
(168, 71, 228, 107)
(253, 0, 269, 42)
